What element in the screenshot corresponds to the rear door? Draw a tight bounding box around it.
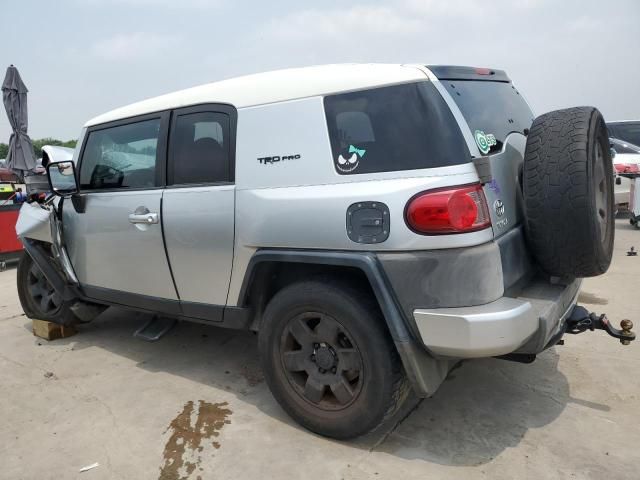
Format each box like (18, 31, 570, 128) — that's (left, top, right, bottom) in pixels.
(161, 105, 236, 321)
(427, 66, 535, 238)
(63, 113, 179, 304)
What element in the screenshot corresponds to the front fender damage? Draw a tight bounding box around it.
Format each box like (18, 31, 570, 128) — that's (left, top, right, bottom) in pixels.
(16, 200, 106, 322)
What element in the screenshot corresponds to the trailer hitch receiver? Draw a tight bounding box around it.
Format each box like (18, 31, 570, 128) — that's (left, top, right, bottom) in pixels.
(566, 306, 635, 345)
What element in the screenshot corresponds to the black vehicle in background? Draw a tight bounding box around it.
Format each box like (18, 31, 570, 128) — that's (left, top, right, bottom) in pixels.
(608, 121, 640, 146)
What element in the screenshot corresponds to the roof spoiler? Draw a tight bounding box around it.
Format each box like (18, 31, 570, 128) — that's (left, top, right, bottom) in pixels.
(426, 65, 511, 83)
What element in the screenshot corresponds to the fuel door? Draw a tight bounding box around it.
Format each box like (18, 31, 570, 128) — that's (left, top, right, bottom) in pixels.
(346, 201, 390, 244)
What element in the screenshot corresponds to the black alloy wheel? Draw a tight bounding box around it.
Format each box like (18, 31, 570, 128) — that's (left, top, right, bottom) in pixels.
(259, 280, 409, 439)
(26, 262, 63, 316)
(280, 311, 364, 410)
(17, 252, 80, 325)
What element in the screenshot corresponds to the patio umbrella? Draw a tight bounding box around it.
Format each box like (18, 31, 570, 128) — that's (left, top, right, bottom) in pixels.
(2, 65, 36, 176)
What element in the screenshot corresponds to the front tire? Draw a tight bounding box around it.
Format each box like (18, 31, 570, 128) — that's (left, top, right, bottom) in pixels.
(17, 252, 79, 326)
(258, 280, 408, 439)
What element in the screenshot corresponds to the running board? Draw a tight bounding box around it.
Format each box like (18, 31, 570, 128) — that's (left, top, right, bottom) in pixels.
(134, 316, 177, 342)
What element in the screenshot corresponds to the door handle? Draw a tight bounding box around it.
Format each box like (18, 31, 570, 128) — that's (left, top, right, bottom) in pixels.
(129, 212, 159, 224)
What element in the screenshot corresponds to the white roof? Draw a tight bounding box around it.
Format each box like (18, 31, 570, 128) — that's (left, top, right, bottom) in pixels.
(85, 64, 428, 127)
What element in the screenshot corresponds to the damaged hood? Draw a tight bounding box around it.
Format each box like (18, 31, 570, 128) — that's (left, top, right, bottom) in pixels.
(41, 145, 75, 166)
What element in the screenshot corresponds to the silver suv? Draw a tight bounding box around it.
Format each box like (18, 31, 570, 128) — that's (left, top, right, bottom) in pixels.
(15, 64, 634, 439)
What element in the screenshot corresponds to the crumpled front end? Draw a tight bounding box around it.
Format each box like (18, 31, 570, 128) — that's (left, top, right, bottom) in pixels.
(16, 201, 78, 285)
(15, 202, 53, 243)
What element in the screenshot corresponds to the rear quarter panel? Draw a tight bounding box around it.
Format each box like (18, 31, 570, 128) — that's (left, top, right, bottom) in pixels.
(227, 95, 491, 304)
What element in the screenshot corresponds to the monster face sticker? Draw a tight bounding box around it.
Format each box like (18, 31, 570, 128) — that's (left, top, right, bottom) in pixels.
(337, 144, 366, 173)
(474, 130, 497, 155)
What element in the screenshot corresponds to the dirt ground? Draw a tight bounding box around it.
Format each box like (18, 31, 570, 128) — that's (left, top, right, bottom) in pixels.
(1, 219, 639, 480)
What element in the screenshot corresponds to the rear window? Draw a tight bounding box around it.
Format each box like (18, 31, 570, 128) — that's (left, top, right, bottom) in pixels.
(324, 82, 470, 175)
(444, 80, 534, 155)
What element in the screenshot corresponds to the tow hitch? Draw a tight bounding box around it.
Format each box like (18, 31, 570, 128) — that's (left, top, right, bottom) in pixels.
(566, 306, 635, 345)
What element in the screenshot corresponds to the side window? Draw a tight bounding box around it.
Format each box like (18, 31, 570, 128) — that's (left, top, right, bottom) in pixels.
(79, 118, 161, 190)
(170, 111, 230, 185)
(324, 82, 470, 175)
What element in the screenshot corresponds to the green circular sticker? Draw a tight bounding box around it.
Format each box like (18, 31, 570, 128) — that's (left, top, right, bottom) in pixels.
(475, 130, 490, 155)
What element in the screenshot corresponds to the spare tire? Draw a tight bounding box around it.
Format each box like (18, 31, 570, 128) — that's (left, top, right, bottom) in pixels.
(523, 107, 614, 278)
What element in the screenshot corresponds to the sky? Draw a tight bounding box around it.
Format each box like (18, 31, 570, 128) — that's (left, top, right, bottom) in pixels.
(1, 0, 639, 142)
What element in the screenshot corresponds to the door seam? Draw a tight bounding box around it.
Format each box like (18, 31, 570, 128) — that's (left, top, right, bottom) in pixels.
(160, 193, 182, 301)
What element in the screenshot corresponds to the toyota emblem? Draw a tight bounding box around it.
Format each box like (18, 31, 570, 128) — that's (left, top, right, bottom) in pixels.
(494, 199, 505, 217)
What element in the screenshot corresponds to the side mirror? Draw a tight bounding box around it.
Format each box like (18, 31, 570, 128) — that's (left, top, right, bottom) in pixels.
(610, 147, 617, 160)
(46, 161, 79, 196)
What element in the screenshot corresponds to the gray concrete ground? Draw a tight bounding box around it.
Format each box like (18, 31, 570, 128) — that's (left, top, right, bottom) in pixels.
(1, 219, 639, 480)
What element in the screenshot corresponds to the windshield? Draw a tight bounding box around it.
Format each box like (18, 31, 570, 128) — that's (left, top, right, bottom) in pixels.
(444, 80, 534, 155)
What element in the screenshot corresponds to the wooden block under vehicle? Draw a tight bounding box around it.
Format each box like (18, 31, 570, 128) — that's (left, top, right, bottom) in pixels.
(32, 319, 77, 341)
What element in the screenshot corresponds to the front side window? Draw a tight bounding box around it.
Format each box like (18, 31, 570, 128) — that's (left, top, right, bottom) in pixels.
(324, 82, 470, 175)
(170, 111, 230, 185)
(80, 118, 160, 190)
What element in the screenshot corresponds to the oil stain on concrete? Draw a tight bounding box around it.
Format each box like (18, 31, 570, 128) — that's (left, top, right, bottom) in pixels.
(578, 291, 609, 306)
(159, 400, 232, 480)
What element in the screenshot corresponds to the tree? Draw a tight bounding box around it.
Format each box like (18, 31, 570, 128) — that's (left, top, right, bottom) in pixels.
(0, 138, 77, 160)
(32, 137, 77, 154)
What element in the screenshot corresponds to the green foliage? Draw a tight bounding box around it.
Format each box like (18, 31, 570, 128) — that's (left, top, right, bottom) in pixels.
(31, 137, 77, 153)
(0, 138, 77, 160)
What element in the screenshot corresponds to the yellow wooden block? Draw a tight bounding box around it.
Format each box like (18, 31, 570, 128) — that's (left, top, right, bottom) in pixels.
(32, 319, 77, 341)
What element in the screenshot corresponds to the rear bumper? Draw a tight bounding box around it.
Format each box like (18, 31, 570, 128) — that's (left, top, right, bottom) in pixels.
(413, 277, 581, 358)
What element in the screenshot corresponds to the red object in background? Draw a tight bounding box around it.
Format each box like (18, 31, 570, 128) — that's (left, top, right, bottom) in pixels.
(0, 205, 24, 255)
(614, 163, 640, 173)
(0, 166, 20, 182)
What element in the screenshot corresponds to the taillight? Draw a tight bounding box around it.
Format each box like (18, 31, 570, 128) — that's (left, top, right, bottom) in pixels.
(405, 184, 491, 234)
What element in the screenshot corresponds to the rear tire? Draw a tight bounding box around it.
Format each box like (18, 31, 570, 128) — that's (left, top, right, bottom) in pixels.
(258, 280, 408, 439)
(17, 252, 80, 326)
(523, 107, 614, 277)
